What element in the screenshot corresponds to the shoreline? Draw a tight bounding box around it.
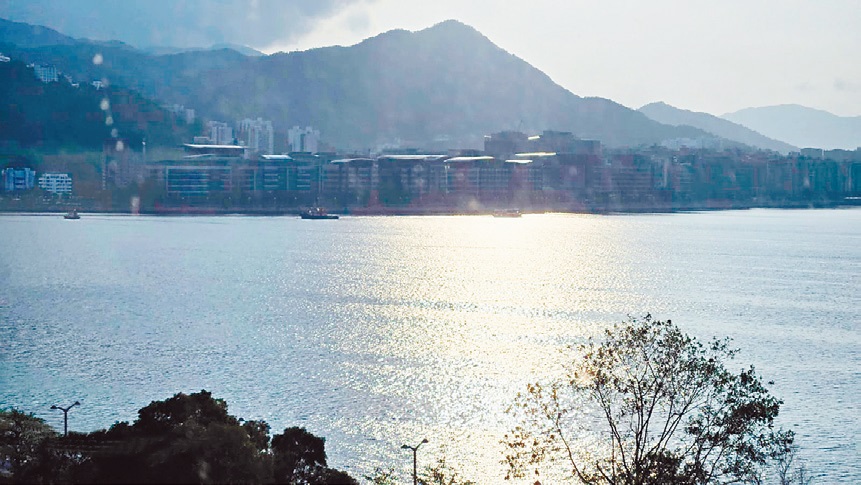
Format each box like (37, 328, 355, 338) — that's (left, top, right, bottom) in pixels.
(1, 201, 858, 217)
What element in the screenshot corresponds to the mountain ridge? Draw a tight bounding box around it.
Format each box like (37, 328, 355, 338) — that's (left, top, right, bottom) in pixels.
(722, 104, 861, 150)
(141, 43, 265, 57)
(1, 17, 714, 150)
(639, 101, 796, 153)
(0, 18, 77, 48)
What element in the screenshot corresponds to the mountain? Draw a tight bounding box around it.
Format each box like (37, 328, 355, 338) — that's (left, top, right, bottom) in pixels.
(0, 18, 77, 48)
(169, 20, 711, 149)
(722, 104, 861, 150)
(1, 17, 712, 150)
(208, 43, 265, 57)
(639, 102, 796, 154)
(0, 59, 198, 150)
(141, 43, 265, 57)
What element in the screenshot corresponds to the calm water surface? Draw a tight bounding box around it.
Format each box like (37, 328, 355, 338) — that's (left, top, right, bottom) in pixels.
(1, 210, 859, 482)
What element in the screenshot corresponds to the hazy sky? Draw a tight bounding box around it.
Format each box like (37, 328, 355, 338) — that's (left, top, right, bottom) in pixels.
(3, 0, 859, 117)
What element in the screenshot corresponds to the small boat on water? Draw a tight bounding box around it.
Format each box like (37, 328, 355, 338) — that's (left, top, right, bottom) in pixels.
(63, 209, 81, 220)
(300, 207, 339, 220)
(492, 209, 522, 218)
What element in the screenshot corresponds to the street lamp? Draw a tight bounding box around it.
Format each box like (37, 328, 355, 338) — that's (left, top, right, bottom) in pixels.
(401, 438, 428, 485)
(50, 401, 80, 437)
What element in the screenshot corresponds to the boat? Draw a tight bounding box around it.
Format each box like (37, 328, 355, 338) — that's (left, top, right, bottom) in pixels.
(63, 209, 81, 220)
(300, 207, 339, 220)
(492, 209, 522, 218)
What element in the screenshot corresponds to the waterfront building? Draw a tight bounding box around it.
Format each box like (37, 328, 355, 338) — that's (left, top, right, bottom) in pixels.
(38, 173, 72, 195)
(2, 168, 36, 192)
(183, 144, 246, 158)
(484, 131, 529, 159)
(375, 155, 448, 205)
(529, 130, 578, 153)
(327, 158, 377, 205)
(256, 155, 293, 192)
(131, 133, 860, 211)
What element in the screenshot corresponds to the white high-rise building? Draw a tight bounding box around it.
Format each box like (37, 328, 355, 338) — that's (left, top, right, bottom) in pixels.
(238, 118, 275, 155)
(287, 126, 320, 153)
(208, 121, 235, 145)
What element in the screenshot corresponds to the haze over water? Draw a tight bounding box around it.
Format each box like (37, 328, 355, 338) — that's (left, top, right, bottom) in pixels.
(1, 209, 859, 482)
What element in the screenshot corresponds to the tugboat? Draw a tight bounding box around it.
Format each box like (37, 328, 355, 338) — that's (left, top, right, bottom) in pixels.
(300, 207, 339, 220)
(63, 209, 81, 220)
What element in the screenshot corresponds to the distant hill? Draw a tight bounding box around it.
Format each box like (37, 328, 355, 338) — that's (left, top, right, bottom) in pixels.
(0, 18, 76, 48)
(164, 20, 711, 150)
(639, 102, 796, 153)
(141, 43, 265, 57)
(0, 60, 198, 150)
(1, 17, 713, 150)
(722, 104, 861, 150)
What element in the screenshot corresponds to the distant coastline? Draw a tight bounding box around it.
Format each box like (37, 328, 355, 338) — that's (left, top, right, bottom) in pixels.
(3, 198, 858, 217)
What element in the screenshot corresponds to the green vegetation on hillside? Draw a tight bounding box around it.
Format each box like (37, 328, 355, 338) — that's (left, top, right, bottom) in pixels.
(0, 59, 200, 151)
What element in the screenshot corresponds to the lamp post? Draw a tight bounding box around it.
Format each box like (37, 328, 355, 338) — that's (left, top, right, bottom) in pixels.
(50, 401, 80, 437)
(401, 438, 428, 485)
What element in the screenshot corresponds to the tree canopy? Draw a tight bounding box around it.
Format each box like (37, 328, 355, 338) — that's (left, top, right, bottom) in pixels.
(0, 408, 58, 481)
(1, 390, 357, 484)
(504, 315, 796, 484)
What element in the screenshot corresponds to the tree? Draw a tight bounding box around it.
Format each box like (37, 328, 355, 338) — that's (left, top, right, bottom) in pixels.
(504, 315, 794, 484)
(0, 409, 58, 480)
(242, 419, 271, 453)
(364, 467, 399, 485)
(363, 455, 476, 485)
(419, 455, 477, 485)
(134, 389, 236, 435)
(271, 426, 328, 483)
(270, 425, 357, 484)
(1, 392, 358, 484)
(56, 391, 266, 484)
(775, 446, 813, 485)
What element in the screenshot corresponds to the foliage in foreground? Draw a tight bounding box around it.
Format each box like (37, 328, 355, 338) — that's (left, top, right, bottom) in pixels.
(504, 315, 800, 484)
(363, 455, 476, 485)
(0, 390, 357, 484)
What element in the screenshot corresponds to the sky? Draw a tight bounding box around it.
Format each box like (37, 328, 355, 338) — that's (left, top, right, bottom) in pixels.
(2, 0, 859, 117)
